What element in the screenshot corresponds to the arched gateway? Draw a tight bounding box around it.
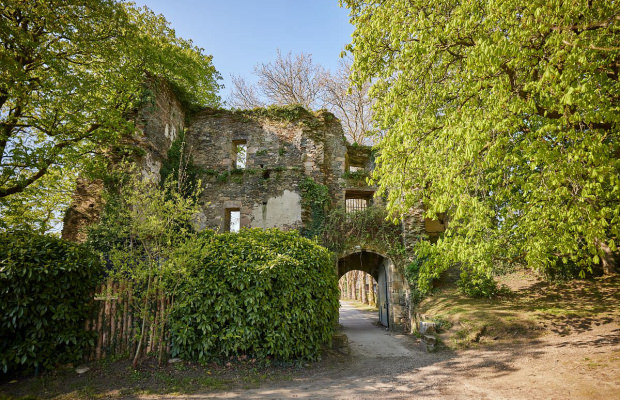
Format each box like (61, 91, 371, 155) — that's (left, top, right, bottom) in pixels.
(337, 249, 409, 329)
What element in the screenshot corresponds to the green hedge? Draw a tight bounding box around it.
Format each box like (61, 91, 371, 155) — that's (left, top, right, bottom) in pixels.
(0, 232, 103, 374)
(168, 229, 339, 362)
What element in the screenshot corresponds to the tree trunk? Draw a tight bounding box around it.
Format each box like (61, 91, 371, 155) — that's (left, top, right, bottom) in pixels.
(348, 272, 355, 300)
(362, 273, 369, 304)
(598, 240, 617, 275)
(132, 269, 153, 369)
(157, 292, 166, 366)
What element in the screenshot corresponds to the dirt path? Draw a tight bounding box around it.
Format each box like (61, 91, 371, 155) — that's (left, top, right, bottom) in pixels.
(339, 301, 414, 357)
(147, 301, 619, 400)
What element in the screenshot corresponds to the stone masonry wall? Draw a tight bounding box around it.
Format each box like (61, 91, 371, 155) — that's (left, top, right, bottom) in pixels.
(61, 79, 185, 243)
(133, 79, 187, 180)
(185, 108, 347, 232)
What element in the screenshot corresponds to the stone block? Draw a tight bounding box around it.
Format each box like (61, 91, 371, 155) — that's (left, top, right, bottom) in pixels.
(421, 334, 437, 352)
(419, 321, 436, 335)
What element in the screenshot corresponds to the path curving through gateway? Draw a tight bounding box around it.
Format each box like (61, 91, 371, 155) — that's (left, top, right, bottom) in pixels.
(339, 301, 415, 358)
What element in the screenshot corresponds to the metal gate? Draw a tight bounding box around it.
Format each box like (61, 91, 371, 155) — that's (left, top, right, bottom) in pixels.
(377, 262, 389, 327)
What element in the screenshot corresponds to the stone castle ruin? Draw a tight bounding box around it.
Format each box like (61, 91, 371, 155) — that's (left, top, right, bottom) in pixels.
(62, 81, 445, 331)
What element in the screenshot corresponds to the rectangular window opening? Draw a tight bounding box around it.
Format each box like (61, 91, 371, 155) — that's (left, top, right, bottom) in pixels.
(225, 208, 241, 232)
(233, 140, 247, 169)
(349, 165, 364, 173)
(345, 190, 373, 213)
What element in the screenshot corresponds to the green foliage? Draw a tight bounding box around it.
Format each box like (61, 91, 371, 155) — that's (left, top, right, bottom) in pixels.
(167, 229, 339, 362)
(237, 104, 313, 122)
(457, 268, 508, 299)
(88, 167, 203, 367)
(409, 240, 449, 295)
(321, 205, 404, 259)
(0, 232, 103, 374)
(0, 169, 77, 234)
(345, 0, 620, 277)
(543, 258, 594, 282)
(0, 0, 221, 204)
(160, 131, 203, 199)
(299, 178, 330, 238)
(404, 257, 429, 305)
(216, 171, 230, 183)
(342, 170, 369, 184)
(232, 105, 330, 133)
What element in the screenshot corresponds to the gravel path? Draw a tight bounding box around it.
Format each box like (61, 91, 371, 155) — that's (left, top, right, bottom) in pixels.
(339, 301, 415, 357)
(142, 301, 620, 400)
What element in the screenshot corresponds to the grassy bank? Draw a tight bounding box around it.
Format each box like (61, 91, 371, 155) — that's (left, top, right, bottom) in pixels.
(417, 271, 620, 349)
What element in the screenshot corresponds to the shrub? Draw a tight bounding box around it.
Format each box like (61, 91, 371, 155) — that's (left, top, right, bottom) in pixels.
(457, 267, 505, 298)
(0, 232, 103, 374)
(168, 229, 339, 362)
(321, 205, 404, 258)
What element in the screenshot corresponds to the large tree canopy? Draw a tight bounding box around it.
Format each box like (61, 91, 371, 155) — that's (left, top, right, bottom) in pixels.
(343, 0, 619, 277)
(0, 0, 221, 200)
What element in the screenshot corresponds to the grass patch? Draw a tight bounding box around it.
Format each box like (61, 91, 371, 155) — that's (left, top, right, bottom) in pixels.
(417, 272, 620, 349)
(342, 299, 378, 312)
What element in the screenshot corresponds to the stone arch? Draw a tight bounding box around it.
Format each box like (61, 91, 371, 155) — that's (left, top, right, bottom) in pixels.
(337, 248, 409, 329)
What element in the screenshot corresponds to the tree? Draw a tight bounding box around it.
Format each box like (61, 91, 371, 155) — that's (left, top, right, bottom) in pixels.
(0, 0, 221, 213)
(229, 50, 325, 110)
(230, 52, 375, 144)
(322, 59, 374, 145)
(343, 0, 619, 277)
(0, 168, 76, 233)
(228, 75, 266, 109)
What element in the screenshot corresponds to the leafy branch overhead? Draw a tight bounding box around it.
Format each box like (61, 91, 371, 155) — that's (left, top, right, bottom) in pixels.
(344, 0, 619, 277)
(0, 0, 222, 200)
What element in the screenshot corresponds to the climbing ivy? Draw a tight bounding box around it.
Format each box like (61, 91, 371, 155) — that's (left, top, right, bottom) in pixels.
(321, 205, 405, 260)
(238, 104, 314, 124)
(299, 177, 330, 239)
(159, 130, 203, 199)
(342, 170, 369, 185)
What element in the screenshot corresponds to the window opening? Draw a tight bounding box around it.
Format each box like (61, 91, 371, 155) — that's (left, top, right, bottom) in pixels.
(345, 190, 373, 213)
(349, 165, 364, 173)
(233, 140, 247, 169)
(225, 208, 241, 232)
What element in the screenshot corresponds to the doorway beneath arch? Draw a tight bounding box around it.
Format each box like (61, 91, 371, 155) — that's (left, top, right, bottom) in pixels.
(337, 250, 406, 328)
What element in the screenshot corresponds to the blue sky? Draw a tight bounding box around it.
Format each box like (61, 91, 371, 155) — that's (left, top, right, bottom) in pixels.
(136, 0, 354, 103)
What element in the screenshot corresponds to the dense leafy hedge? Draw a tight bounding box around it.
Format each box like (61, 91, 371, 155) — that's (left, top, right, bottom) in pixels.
(168, 229, 339, 362)
(0, 232, 103, 374)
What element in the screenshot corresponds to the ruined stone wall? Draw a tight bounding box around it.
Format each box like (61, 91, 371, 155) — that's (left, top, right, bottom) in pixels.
(133, 79, 187, 180)
(60, 81, 442, 334)
(61, 79, 186, 243)
(185, 109, 347, 232)
(61, 179, 104, 243)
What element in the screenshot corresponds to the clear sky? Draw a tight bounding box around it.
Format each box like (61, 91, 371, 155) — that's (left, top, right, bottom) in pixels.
(136, 0, 355, 103)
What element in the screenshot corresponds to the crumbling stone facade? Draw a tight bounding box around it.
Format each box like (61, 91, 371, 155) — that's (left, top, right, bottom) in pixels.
(185, 108, 347, 232)
(62, 82, 443, 331)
